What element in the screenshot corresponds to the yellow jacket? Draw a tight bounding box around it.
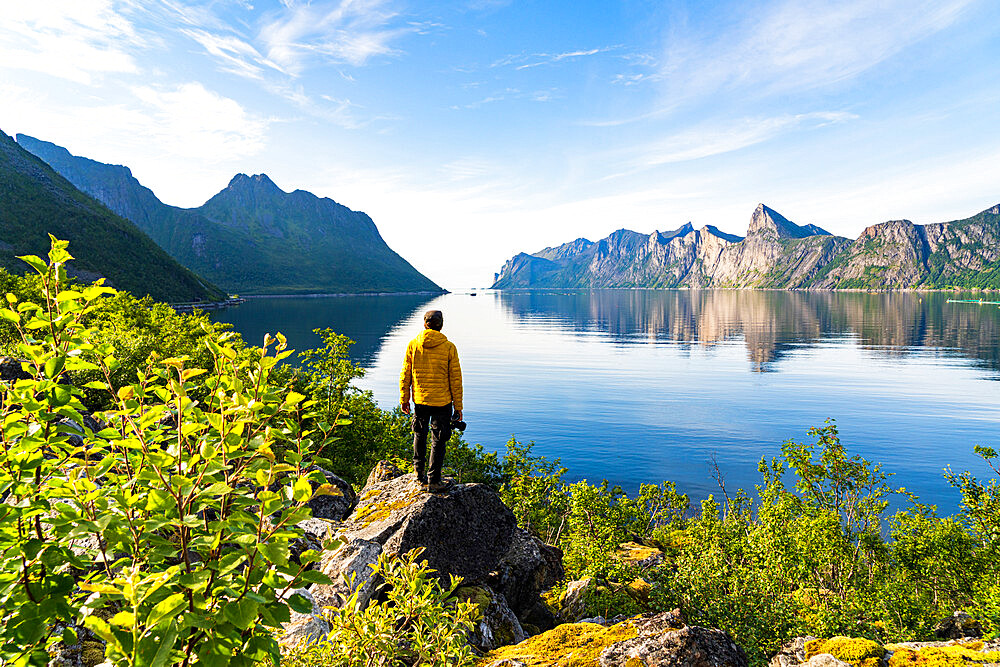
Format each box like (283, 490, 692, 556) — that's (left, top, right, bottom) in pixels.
(399, 329, 463, 410)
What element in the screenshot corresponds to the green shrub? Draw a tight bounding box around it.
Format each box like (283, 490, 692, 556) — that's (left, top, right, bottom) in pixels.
(0, 239, 336, 666)
(283, 549, 479, 667)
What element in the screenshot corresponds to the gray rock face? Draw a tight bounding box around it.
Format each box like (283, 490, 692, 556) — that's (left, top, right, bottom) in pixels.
(455, 585, 528, 653)
(598, 612, 749, 667)
(769, 636, 817, 667)
(933, 611, 983, 639)
(492, 202, 1000, 290)
(487, 528, 564, 628)
(341, 473, 517, 584)
(301, 466, 356, 520)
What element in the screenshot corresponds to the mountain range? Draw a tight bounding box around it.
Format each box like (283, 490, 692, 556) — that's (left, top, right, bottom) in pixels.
(16, 135, 441, 296)
(493, 203, 1000, 290)
(0, 129, 224, 303)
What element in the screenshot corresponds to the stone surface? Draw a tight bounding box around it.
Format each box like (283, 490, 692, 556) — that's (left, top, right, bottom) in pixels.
(556, 577, 596, 623)
(800, 655, 850, 667)
(487, 528, 564, 626)
(455, 584, 527, 653)
(301, 466, 356, 521)
(340, 473, 516, 585)
(364, 459, 405, 487)
(617, 541, 665, 569)
(769, 636, 817, 667)
(599, 611, 748, 667)
(933, 611, 983, 639)
(278, 588, 330, 650)
(480, 610, 749, 667)
(0, 356, 31, 382)
(310, 538, 383, 611)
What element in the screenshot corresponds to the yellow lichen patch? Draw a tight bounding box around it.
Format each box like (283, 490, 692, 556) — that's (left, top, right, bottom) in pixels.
(805, 637, 885, 667)
(626, 578, 652, 606)
(887, 643, 1000, 667)
(350, 490, 423, 527)
(478, 620, 639, 667)
(615, 542, 662, 566)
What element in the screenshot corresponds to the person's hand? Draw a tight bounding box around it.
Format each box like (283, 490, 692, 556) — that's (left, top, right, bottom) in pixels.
(454, 409, 462, 421)
(401, 402, 411, 415)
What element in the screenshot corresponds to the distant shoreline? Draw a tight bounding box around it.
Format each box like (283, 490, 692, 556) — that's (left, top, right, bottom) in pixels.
(241, 290, 448, 299)
(488, 286, 1000, 293)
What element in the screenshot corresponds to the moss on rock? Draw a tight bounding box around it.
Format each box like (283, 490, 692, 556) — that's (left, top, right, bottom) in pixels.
(887, 643, 1000, 667)
(478, 620, 638, 666)
(805, 637, 885, 667)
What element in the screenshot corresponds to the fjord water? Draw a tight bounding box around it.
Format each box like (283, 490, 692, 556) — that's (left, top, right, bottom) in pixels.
(211, 290, 1000, 513)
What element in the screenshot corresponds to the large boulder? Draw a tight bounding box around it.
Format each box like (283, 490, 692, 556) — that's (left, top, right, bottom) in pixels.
(487, 528, 563, 629)
(770, 637, 817, 667)
(454, 585, 527, 653)
(933, 612, 983, 639)
(340, 472, 516, 585)
(480, 610, 750, 667)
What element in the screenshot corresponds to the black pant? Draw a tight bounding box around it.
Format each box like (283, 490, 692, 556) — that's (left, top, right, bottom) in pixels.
(412, 403, 452, 484)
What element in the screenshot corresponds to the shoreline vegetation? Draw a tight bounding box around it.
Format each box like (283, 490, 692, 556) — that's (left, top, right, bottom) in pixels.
(1, 241, 998, 667)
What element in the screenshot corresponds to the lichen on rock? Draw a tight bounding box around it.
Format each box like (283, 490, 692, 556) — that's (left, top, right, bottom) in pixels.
(805, 637, 885, 667)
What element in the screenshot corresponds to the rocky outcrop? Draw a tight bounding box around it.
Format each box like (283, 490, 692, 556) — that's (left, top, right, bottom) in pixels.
(492, 203, 1000, 291)
(479, 610, 749, 667)
(456, 585, 528, 653)
(487, 528, 564, 631)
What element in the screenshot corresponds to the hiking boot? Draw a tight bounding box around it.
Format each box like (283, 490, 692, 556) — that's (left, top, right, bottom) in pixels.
(427, 480, 451, 494)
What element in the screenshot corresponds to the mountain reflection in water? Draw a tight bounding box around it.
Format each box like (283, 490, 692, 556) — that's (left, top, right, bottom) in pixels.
(215, 289, 1000, 513)
(496, 290, 1000, 376)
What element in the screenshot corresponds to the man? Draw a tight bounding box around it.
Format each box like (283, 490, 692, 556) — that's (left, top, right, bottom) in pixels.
(399, 309, 463, 492)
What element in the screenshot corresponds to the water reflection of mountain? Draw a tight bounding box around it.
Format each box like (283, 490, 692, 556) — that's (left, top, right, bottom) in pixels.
(496, 290, 1000, 374)
(210, 294, 437, 367)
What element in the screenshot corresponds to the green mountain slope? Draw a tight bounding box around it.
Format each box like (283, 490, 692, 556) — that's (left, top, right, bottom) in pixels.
(0, 130, 224, 302)
(17, 135, 442, 295)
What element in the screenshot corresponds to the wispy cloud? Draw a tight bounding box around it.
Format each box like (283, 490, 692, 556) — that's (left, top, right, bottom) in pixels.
(492, 46, 619, 70)
(661, 0, 977, 105)
(624, 111, 857, 170)
(258, 0, 414, 73)
(180, 28, 281, 79)
(0, 0, 142, 84)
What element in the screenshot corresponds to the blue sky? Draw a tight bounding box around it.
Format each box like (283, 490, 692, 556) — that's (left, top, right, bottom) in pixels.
(2, 0, 999, 288)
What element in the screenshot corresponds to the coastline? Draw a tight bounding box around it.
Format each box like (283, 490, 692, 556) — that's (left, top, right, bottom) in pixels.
(241, 290, 449, 299)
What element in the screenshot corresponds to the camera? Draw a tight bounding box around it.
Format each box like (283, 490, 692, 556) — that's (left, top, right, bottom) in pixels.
(450, 417, 467, 432)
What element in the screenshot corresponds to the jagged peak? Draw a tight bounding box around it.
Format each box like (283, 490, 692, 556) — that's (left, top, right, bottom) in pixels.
(656, 222, 694, 242)
(226, 172, 284, 193)
(702, 225, 744, 243)
(749, 204, 830, 239)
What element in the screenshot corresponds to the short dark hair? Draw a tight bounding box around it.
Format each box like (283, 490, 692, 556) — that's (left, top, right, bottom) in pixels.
(424, 310, 444, 330)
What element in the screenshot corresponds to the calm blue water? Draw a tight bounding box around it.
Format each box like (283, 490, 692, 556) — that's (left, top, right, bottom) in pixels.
(211, 290, 1000, 514)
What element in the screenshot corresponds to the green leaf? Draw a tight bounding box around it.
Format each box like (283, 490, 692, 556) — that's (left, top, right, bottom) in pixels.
(259, 541, 289, 567)
(286, 593, 313, 614)
(44, 356, 65, 379)
(17, 254, 48, 275)
(149, 620, 179, 667)
(223, 598, 259, 630)
(146, 592, 187, 628)
(291, 477, 313, 503)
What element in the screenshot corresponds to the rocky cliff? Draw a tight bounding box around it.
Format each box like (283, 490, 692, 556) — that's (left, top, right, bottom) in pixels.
(16, 135, 443, 295)
(493, 203, 1000, 290)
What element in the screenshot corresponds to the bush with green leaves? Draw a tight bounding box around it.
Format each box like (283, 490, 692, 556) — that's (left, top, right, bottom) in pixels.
(0, 239, 337, 666)
(283, 548, 479, 667)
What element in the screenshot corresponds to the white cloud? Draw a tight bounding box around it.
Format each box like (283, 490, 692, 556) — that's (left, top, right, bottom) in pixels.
(179, 28, 280, 79)
(130, 83, 269, 160)
(492, 46, 618, 70)
(258, 0, 412, 73)
(0, 0, 142, 84)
